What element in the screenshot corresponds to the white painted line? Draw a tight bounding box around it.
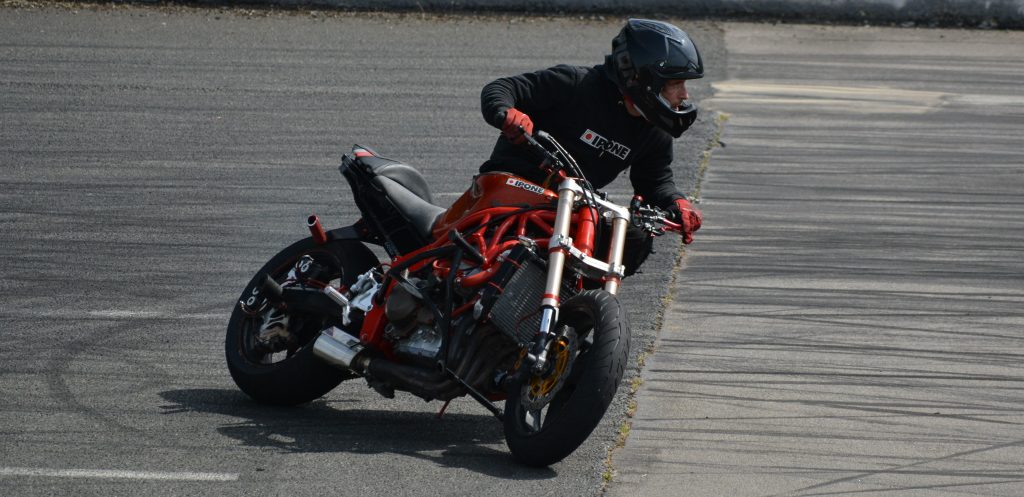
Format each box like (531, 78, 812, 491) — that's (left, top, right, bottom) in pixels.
(0, 309, 229, 320)
(86, 310, 228, 320)
(87, 310, 167, 319)
(0, 467, 239, 482)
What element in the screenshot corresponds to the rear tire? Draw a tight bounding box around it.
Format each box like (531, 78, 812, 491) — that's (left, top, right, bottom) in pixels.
(225, 237, 377, 406)
(502, 290, 630, 467)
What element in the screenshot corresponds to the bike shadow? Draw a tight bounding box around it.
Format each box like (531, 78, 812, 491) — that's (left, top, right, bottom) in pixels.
(158, 387, 556, 480)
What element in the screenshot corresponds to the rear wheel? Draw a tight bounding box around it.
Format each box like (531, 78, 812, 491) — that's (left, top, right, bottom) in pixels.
(225, 237, 377, 405)
(502, 290, 630, 466)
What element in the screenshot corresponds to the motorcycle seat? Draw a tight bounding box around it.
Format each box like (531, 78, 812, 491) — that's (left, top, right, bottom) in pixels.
(349, 146, 446, 243)
(370, 174, 447, 241)
(352, 146, 435, 204)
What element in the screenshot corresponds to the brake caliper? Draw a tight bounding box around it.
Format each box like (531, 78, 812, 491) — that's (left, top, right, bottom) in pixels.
(521, 327, 578, 410)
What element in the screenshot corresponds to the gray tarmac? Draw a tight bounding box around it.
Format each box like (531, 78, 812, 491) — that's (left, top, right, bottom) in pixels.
(607, 23, 1024, 497)
(1, 5, 1023, 497)
(0, 6, 718, 496)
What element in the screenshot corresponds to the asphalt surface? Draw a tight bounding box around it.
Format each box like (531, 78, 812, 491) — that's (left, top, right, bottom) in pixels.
(0, 6, 722, 496)
(607, 23, 1024, 496)
(3, 6, 1023, 497)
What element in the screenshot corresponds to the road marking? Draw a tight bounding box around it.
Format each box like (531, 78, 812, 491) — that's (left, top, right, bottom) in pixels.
(87, 310, 170, 319)
(87, 310, 229, 320)
(0, 467, 239, 481)
(0, 309, 229, 320)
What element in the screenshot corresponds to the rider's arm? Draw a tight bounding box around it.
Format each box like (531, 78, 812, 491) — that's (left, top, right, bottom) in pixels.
(629, 133, 686, 209)
(481, 65, 584, 128)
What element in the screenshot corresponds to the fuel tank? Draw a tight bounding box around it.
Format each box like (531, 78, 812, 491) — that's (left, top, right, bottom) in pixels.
(432, 172, 557, 239)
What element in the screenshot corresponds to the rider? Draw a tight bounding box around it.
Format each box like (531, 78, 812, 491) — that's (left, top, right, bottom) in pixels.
(479, 18, 705, 275)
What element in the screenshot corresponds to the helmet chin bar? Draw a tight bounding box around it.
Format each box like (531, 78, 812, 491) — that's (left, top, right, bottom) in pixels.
(655, 92, 688, 112)
(623, 91, 697, 137)
(632, 88, 698, 137)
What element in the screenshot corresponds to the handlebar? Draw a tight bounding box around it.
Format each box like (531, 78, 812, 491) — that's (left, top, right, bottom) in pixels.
(521, 128, 579, 179)
(630, 196, 683, 236)
(521, 127, 686, 238)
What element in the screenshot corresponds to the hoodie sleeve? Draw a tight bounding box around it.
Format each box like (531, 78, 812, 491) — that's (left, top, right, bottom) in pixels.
(481, 65, 583, 128)
(629, 132, 686, 208)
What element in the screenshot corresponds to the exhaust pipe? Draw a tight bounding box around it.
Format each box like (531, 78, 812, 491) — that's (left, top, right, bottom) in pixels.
(313, 327, 365, 370)
(307, 215, 328, 245)
(313, 326, 461, 400)
(313, 327, 497, 403)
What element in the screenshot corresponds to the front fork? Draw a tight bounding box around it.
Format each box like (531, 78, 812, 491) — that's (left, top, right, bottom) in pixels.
(528, 179, 629, 373)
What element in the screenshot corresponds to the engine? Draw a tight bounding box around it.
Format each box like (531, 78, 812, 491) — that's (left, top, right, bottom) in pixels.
(367, 266, 527, 401)
(383, 277, 443, 365)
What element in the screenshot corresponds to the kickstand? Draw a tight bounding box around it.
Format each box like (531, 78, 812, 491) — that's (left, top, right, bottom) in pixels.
(437, 399, 452, 420)
(444, 367, 504, 421)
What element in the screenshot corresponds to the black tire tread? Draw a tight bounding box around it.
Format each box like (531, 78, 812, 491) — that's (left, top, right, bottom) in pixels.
(224, 237, 376, 406)
(503, 289, 631, 467)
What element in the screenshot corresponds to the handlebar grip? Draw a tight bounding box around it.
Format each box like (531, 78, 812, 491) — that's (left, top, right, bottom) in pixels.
(661, 218, 684, 233)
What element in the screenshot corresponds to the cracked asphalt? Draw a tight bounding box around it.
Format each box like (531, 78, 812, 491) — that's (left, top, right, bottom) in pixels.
(3, 5, 1022, 497)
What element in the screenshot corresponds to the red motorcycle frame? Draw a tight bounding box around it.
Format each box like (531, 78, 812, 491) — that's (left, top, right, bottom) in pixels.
(226, 130, 682, 466)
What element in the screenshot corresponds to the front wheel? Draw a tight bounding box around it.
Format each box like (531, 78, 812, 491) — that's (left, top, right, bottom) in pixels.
(503, 290, 631, 467)
(225, 236, 378, 406)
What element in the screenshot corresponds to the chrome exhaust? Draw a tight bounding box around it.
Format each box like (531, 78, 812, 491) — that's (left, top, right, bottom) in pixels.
(312, 327, 365, 371)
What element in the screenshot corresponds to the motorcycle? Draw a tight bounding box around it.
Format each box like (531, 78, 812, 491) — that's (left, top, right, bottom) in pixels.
(225, 130, 684, 466)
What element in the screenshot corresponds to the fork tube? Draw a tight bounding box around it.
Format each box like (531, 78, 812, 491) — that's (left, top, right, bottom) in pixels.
(531, 186, 577, 372)
(540, 186, 577, 325)
(603, 216, 629, 295)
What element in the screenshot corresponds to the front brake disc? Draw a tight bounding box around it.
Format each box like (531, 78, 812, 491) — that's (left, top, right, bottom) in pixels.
(520, 327, 578, 411)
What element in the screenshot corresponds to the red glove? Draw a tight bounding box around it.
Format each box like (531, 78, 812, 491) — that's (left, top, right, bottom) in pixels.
(501, 108, 534, 145)
(668, 198, 703, 245)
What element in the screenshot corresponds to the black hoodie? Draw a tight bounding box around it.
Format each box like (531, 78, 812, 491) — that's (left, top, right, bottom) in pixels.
(480, 64, 685, 208)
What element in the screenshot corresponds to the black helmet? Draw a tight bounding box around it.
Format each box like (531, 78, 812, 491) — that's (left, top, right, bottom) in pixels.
(606, 19, 704, 137)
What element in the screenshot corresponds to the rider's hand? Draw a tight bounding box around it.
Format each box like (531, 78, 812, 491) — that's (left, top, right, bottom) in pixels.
(668, 198, 702, 245)
(501, 108, 534, 145)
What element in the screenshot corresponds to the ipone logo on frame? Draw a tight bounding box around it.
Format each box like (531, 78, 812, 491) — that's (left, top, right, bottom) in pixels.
(580, 129, 630, 161)
(505, 178, 547, 195)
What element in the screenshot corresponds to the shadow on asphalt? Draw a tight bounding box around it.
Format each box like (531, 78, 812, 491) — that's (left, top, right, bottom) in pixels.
(158, 388, 557, 480)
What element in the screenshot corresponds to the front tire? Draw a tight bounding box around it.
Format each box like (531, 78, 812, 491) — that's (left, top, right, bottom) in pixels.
(503, 290, 631, 467)
(225, 237, 377, 406)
